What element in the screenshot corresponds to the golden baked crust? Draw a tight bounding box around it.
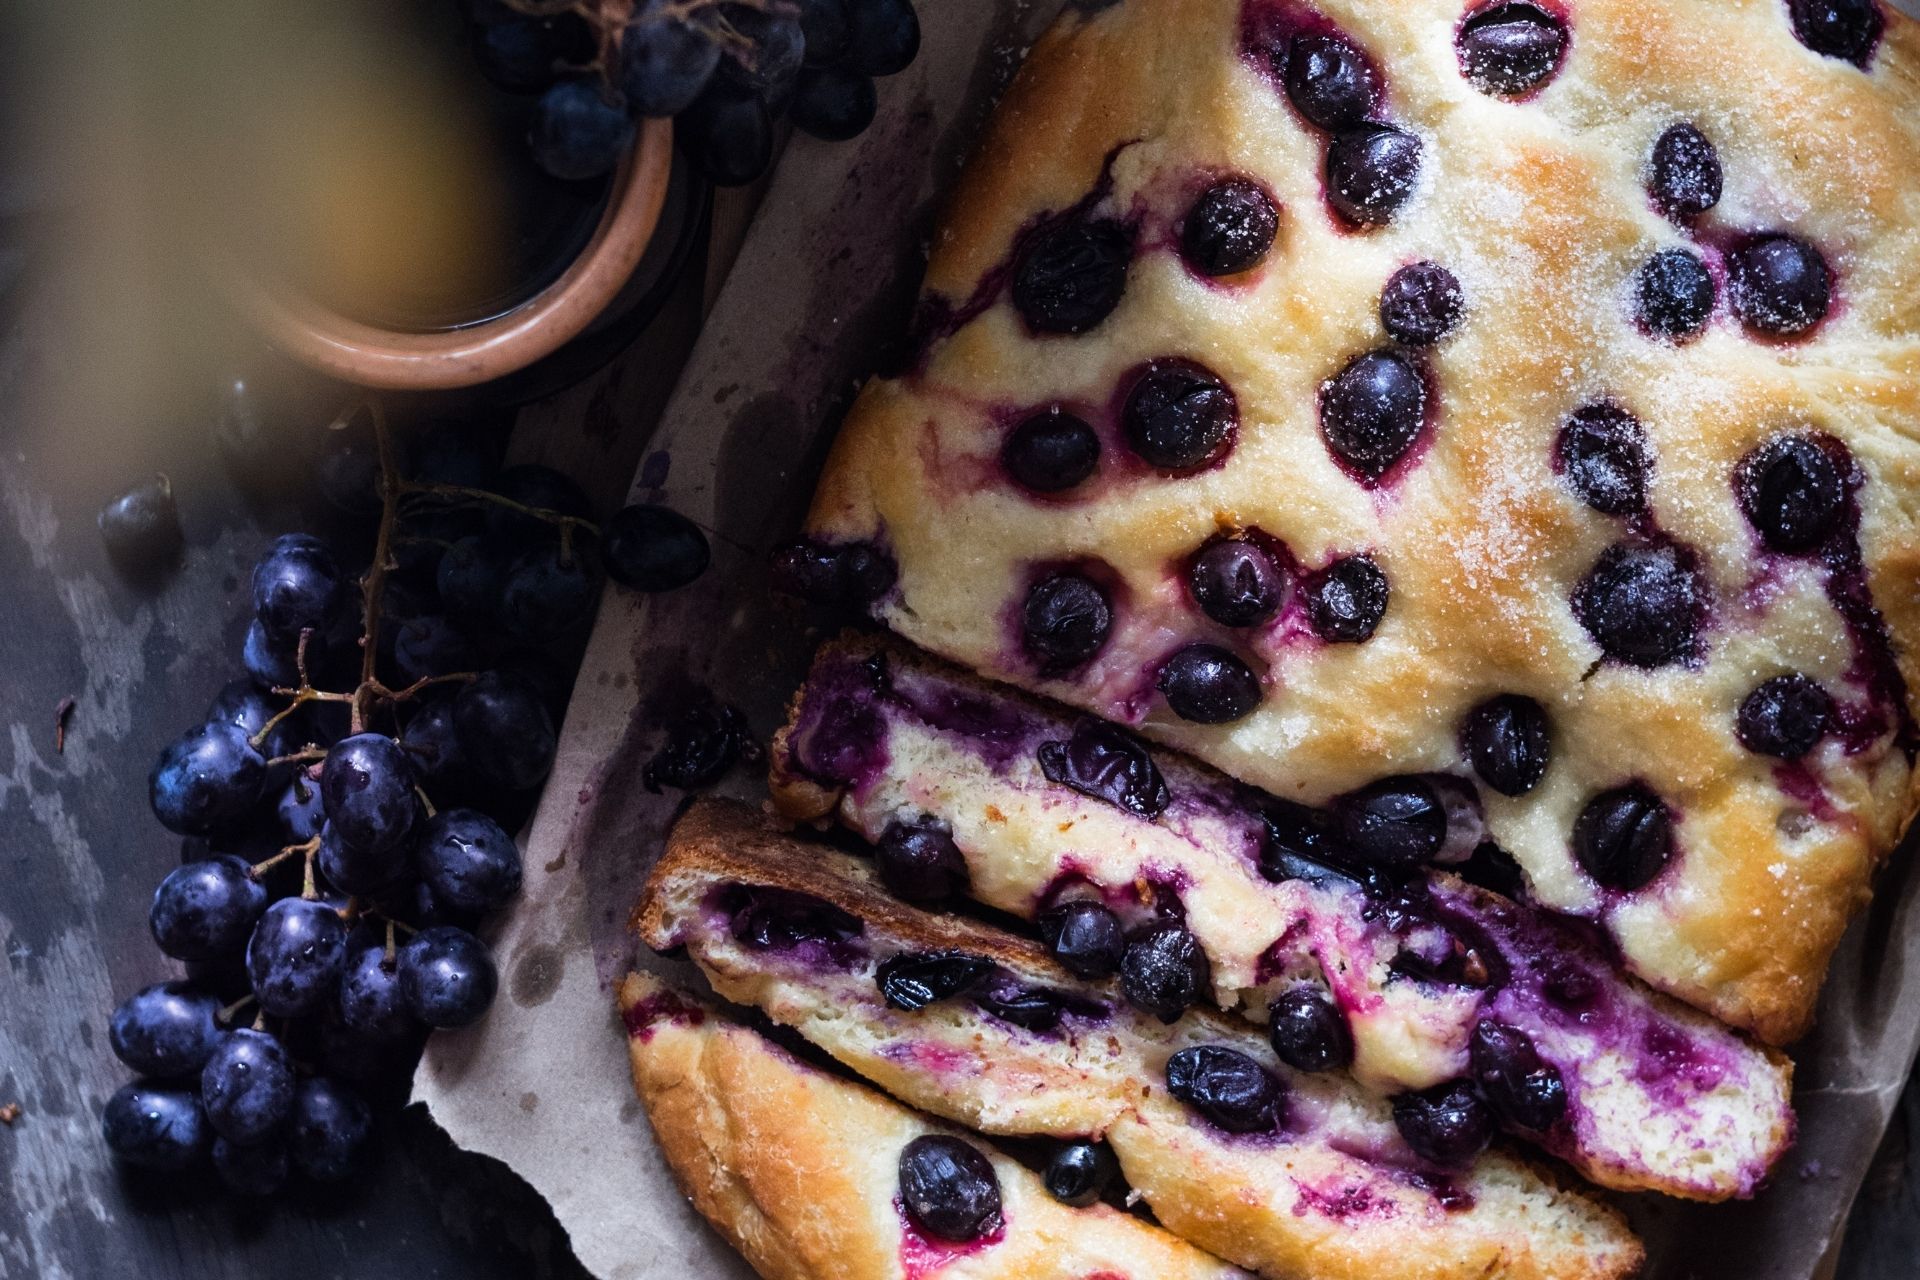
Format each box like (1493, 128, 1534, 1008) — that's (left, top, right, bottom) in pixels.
(801, 0, 1920, 1043)
(637, 800, 1645, 1280)
(767, 631, 1796, 1201)
(618, 972, 1249, 1280)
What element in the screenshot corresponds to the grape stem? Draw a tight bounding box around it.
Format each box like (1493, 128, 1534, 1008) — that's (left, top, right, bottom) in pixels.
(250, 838, 320, 881)
(353, 404, 405, 733)
(217, 994, 256, 1026)
(266, 747, 329, 768)
(399, 481, 600, 539)
(301, 843, 320, 900)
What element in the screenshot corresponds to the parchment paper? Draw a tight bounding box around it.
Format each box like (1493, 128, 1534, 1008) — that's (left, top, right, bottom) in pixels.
(413, 4, 1920, 1277)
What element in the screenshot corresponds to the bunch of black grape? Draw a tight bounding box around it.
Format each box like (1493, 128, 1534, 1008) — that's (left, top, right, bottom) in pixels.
(463, 0, 922, 188)
(100, 409, 712, 1193)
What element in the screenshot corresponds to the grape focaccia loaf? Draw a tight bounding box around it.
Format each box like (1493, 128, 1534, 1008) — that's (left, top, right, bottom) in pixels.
(618, 972, 1251, 1280)
(637, 800, 1644, 1280)
(784, 0, 1920, 1043)
(769, 631, 1794, 1200)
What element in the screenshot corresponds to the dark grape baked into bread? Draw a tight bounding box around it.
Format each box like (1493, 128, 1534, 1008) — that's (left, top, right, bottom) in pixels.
(635, 800, 1645, 1280)
(788, 0, 1920, 1044)
(768, 631, 1795, 1200)
(618, 972, 1250, 1280)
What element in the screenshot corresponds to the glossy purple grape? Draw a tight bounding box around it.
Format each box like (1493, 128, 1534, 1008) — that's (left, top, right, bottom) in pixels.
(102, 1082, 209, 1170)
(1789, 0, 1884, 65)
(797, 0, 851, 64)
(1021, 573, 1112, 673)
(486, 465, 591, 540)
(680, 81, 776, 186)
(875, 949, 994, 1011)
(1002, 409, 1100, 494)
(1736, 434, 1844, 553)
(1461, 694, 1552, 796)
(1392, 1079, 1493, 1165)
(530, 78, 635, 181)
(206, 678, 289, 747)
(604, 503, 711, 592)
(898, 1135, 1001, 1242)
(1120, 924, 1211, 1024)
(398, 925, 498, 1028)
(454, 672, 558, 791)
(875, 818, 969, 903)
(1335, 776, 1447, 868)
(769, 537, 898, 606)
(1012, 218, 1134, 336)
(201, 1028, 294, 1144)
(1044, 1141, 1115, 1207)
(241, 619, 307, 691)
(1728, 234, 1832, 338)
(642, 701, 751, 792)
(1257, 799, 1354, 888)
(1268, 986, 1353, 1073)
(1302, 554, 1389, 643)
(1379, 262, 1464, 347)
(498, 543, 600, 641)
(1556, 402, 1650, 515)
(1456, 2, 1568, 96)
(212, 1135, 289, 1197)
(149, 722, 269, 836)
(1039, 900, 1127, 979)
(845, 0, 920, 75)
(321, 733, 417, 855)
(1156, 643, 1262, 724)
(1188, 539, 1287, 628)
(436, 535, 508, 624)
(316, 821, 410, 901)
(1284, 32, 1380, 130)
(1647, 123, 1722, 218)
(1325, 125, 1421, 227)
(1572, 542, 1704, 668)
(713, 3, 804, 101)
(1573, 783, 1673, 891)
(791, 66, 878, 141)
(388, 613, 473, 686)
(338, 942, 419, 1044)
(1737, 674, 1835, 760)
(251, 534, 341, 646)
(109, 982, 223, 1078)
(1121, 360, 1237, 471)
(973, 983, 1065, 1032)
(619, 0, 722, 116)
(1320, 348, 1425, 481)
(150, 856, 267, 962)
(1634, 247, 1715, 341)
(1036, 721, 1169, 818)
(288, 1077, 372, 1182)
(1165, 1045, 1284, 1133)
(1181, 178, 1280, 277)
(98, 475, 182, 572)
(474, 14, 591, 91)
(727, 886, 863, 951)
(247, 898, 349, 1017)
(1470, 1020, 1567, 1133)
(414, 809, 523, 914)
(400, 697, 466, 792)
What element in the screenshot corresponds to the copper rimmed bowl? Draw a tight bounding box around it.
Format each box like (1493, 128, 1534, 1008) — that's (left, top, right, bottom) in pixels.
(238, 117, 675, 393)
